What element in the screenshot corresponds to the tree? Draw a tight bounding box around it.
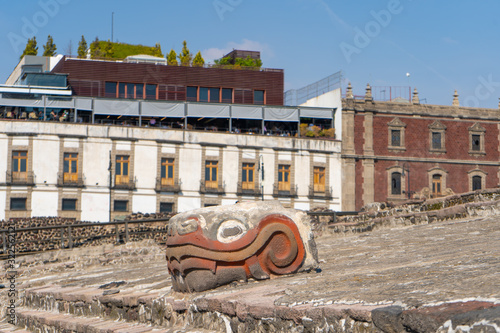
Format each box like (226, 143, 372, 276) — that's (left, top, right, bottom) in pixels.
(167, 49, 178, 66)
(103, 40, 114, 58)
(178, 40, 192, 66)
(89, 37, 102, 59)
(42, 35, 57, 56)
(77, 35, 88, 58)
(192, 51, 205, 67)
(153, 43, 163, 57)
(20, 37, 38, 59)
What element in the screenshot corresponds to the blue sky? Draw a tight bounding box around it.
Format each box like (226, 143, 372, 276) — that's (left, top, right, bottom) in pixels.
(1, 0, 500, 108)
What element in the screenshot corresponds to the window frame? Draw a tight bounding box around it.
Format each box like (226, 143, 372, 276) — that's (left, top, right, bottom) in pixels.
(387, 118, 406, 152)
(12, 151, 28, 181)
(313, 166, 326, 192)
(428, 120, 446, 153)
(468, 122, 486, 156)
(241, 162, 255, 190)
(63, 152, 78, 182)
(278, 164, 291, 191)
(115, 155, 130, 185)
(161, 157, 175, 186)
(205, 160, 218, 189)
(468, 169, 487, 192)
(62, 198, 77, 211)
(114, 200, 128, 212)
(10, 197, 27, 211)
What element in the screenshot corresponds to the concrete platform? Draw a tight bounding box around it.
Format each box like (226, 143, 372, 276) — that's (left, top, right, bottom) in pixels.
(1, 215, 499, 332)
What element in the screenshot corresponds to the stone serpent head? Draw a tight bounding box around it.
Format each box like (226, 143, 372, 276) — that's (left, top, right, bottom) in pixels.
(165, 201, 319, 292)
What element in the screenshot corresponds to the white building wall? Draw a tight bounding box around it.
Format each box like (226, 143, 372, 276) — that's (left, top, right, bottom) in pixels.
(0, 121, 342, 221)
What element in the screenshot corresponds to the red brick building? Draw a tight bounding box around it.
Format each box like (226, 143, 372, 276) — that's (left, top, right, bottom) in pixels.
(342, 84, 500, 211)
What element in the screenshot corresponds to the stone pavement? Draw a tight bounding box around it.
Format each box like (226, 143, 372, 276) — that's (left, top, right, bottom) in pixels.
(1, 215, 499, 332)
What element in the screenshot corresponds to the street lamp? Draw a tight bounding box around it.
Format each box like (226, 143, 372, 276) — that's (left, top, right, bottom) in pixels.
(259, 155, 264, 201)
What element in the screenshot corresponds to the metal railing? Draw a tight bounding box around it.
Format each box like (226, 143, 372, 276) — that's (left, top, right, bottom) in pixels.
(5, 171, 35, 186)
(272, 183, 298, 198)
(200, 181, 225, 194)
(236, 182, 262, 196)
(155, 178, 182, 193)
(308, 185, 333, 199)
(0, 218, 170, 256)
(56, 173, 85, 187)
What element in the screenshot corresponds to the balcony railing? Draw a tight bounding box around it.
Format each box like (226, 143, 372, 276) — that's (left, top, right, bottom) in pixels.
(236, 182, 262, 196)
(57, 173, 85, 187)
(272, 183, 298, 198)
(155, 178, 181, 193)
(5, 171, 35, 186)
(200, 181, 225, 194)
(308, 185, 333, 199)
(113, 177, 136, 190)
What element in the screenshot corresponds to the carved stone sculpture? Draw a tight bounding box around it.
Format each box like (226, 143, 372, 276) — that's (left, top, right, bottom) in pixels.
(165, 201, 319, 292)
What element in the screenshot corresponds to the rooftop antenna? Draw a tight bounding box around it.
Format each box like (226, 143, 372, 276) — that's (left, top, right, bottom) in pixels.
(111, 12, 114, 42)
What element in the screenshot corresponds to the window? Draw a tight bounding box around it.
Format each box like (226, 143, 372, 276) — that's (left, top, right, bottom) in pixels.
(161, 158, 175, 186)
(428, 120, 446, 152)
(242, 163, 255, 190)
(391, 172, 402, 195)
(471, 134, 480, 151)
(391, 130, 401, 147)
(12, 151, 27, 181)
(205, 161, 218, 188)
(388, 118, 406, 151)
(254, 90, 264, 105)
(432, 132, 441, 150)
(10, 198, 26, 210)
(136, 84, 144, 99)
(187, 86, 198, 101)
(278, 165, 291, 191)
(210, 88, 220, 103)
(221, 88, 232, 103)
(199, 87, 209, 102)
(313, 167, 325, 192)
(145, 84, 157, 100)
(115, 155, 130, 185)
(118, 82, 126, 98)
(472, 176, 482, 191)
(126, 83, 134, 99)
(62, 199, 77, 211)
(432, 174, 442, 197)
(469, 122, 486, 155)
(160, 202, 173, 213)
(63, 153, 78, 182)
(114, 200, 128, 212)
(105, 82, 117, 98)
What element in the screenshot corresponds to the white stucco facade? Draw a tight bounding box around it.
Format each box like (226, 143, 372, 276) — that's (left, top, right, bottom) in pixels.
(0, 121, 342, 222)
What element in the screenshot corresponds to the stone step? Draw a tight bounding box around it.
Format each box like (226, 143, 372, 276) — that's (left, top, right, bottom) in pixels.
(13, 308, 212, 333)
(0, 322, 31, 333)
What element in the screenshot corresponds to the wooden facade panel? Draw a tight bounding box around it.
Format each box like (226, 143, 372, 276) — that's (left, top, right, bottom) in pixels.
(52, 58, 284, 105)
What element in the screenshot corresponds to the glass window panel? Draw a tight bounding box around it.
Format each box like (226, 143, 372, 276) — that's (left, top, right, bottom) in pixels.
(221, 88, 232, 103)
(126, 83, 134, 98)
(71, 160, 77, 173)
(187, 86, 197, 101)
(248, 169, 253, 182)
(114, 200, 128, 212)
(472, 134, 480, 151)
(160, 202, 173, 213)
(20, 158, 26, 172)
(254, 90, 264, 104)
(136, 84, 143, 99)
(161, 165, 166, 178)
(10, 198, 26, 210)
(210, 88, 220, 102)
(391, 130, 401, 146)
(64, 160, 69, 173)
(119, 83, 126, 98)
(242, 171, 247, 182)
(116, 162, 121, 175)
(168, 165, 173, 178)
(432, 132, 441, 149)
(199, 87, 209, 102)
(145, 84, 156, 100)
(105, 82, 117, 98)
(212, 166, 217, 181)
(62, 199, 77, 211)
(13, 159, 18, 172)
(205, 167, 210, 181)
(122, 162, 128, 176)
(472, 176, 481, 191)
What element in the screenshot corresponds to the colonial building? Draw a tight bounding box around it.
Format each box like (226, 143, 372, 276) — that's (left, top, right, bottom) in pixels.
(342, 84, 500, 211)
(0, 55, 342, 221)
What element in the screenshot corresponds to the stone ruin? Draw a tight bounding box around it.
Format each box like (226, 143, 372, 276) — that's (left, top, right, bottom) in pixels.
(165, 201, 319, 292)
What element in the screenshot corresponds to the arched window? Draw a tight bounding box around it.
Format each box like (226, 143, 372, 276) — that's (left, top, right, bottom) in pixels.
(472, 175, 482, 191)
(432, 174, 442, 197)
(391, 172, 402, 195)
